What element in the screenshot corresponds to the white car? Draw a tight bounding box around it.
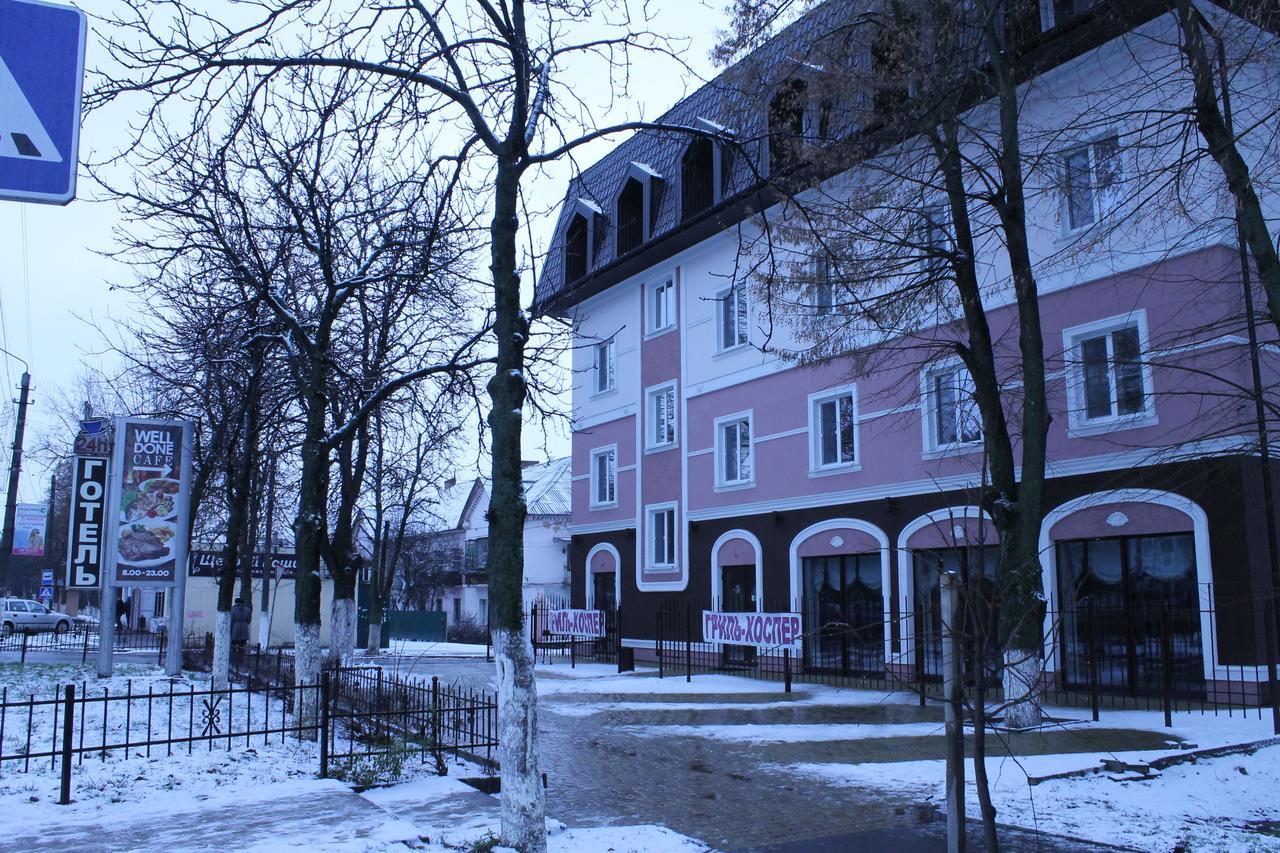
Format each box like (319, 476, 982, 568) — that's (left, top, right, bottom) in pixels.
(1, 598, 72, 636)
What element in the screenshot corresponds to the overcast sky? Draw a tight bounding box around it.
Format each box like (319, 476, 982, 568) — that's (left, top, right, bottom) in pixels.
(0, 0, 731, 505)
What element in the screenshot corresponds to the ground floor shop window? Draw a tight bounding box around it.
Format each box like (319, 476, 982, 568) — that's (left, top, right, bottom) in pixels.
(912, 546, 998, 678)
(802, 554, 884, 673)
(1056, 532, 1203, 697)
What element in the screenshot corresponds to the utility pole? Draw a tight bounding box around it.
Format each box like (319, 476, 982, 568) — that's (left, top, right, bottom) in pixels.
(0, 370, 32, 594)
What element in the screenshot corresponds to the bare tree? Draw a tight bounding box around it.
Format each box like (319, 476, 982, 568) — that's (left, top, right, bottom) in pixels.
(92, 3, 727, 843)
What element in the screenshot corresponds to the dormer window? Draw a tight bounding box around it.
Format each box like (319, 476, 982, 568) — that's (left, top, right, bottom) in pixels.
(870, 17, 918, 120)
(564, 198, 601, 285)
(616, 163, 662, 257)
(768, 79, 808, 175)
(681, 138, 715, 220)
(566, 215, 589, 282)
(617, 179, 644, 255)
(1040, 0, 1099, 31)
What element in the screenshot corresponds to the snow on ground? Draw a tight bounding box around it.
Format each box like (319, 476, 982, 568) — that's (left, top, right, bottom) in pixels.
(1, 662, 711, 852)
(623, 721, 948, 743)
(787, 743, 1280, 851)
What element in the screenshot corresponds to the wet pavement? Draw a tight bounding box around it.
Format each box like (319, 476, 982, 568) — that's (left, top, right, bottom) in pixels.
(386, 657, 1147, 851)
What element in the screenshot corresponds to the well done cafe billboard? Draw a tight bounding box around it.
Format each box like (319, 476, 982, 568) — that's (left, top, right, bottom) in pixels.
(107, 419, 194, 586)
(702, 611, 803, 651)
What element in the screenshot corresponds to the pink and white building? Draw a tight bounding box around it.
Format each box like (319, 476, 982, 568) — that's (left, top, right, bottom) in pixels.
(536, 1, 1280, 700)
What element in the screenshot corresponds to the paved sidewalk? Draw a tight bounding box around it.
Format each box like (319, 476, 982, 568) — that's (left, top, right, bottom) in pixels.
(7, 780, 420, 852)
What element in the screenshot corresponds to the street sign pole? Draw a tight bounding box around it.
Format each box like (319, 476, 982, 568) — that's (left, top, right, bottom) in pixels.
(164, 422, 194, 676)
(96, 432, 122, 678)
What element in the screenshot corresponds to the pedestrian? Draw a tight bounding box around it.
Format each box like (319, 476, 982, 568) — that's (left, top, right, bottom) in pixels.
(230, 598, 251, 649)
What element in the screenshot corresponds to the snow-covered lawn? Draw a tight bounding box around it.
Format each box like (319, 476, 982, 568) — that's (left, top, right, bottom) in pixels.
(1, 662, 713, 852)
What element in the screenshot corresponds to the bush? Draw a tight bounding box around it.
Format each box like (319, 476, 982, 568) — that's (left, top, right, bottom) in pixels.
(447, 617, 489, 645)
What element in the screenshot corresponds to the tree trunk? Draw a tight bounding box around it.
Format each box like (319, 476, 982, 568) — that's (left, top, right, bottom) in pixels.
(365, 621, 382, 655)
(979, 0, 1049, 729)
(293, 385, 329, 732)
(212, 610, 232, 691)
(329, 588, 356, 668)
(488, 157, 546, 852)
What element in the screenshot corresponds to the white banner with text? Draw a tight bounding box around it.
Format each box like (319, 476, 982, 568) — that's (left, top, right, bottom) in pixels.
(701, 611, 803, 650)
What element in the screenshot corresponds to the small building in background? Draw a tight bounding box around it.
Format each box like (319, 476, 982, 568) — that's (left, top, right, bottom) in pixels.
(407, 458, 571, 632)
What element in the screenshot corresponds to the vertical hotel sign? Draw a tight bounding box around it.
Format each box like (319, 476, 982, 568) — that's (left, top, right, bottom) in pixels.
(107, 419, 193, 586)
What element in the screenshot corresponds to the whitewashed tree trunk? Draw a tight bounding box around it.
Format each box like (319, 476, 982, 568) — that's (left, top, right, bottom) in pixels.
(365, 621, 381, 655)
(212, 610, 232, 691)
(329, 596, 356, 668)
(294, 622, 322, 737)
(1002, 648, 1043, 729)
(494, 626, 546, 853)
(258, 612, 272, 650)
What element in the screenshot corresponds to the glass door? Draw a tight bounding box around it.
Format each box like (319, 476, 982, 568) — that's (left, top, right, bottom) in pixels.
(1057, 533, 1202, 696)
(801, 554, 884, 672)
(721, 564, 757, 666)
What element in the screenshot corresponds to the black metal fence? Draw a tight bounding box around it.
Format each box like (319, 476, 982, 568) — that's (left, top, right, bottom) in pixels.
(529, 598, 624, 668)
(0, 622, 185, 665)
(0, 663, 499, 803)
(644, 598, 1278, 725)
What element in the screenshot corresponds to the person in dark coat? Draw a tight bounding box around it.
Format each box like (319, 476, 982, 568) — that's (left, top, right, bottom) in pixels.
(230, 598, 252, 649)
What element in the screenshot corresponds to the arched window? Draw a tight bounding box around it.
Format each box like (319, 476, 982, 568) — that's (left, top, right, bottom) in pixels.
(768, 79, 808, 175)
(616, 177, 645, 255)
(681, 137, 716, 220)
(565, 213, 589, 283)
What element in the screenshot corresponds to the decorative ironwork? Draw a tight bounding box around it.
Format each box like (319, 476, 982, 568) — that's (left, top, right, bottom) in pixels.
(200, 695, 224, 737)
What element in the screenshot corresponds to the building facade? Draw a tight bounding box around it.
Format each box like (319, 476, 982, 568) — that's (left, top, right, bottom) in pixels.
(419, 458, 572, 628)
(541, 1, 1280, 701)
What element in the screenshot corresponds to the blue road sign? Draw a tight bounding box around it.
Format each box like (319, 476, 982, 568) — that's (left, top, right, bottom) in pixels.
(41, 569, 53, 585)
(38, 586, 52, 600)
(0, 0, 86, 204)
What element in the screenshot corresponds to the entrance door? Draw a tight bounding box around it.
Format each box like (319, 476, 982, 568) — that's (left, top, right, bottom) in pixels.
(912, 547, 998, 678)
(1057, 533, 1202, 696)
(592, 572, 617, 612)
(801, 554, 884, 672)
(721, 564, 757, 665)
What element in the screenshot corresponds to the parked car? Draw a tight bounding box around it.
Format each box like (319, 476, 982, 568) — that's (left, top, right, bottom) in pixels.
(1, 598, 72, 636)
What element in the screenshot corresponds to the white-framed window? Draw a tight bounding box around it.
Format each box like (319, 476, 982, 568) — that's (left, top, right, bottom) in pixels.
(718, 283, 749, 351)
(592, 338, 615, 394)
(923, 362, 982, 452)
(646, 381, 678, 450)
(648, 276, 675, 334)
(809, 386, 858, 472)
(1063, 311, 1155, 435)
(919, 203, 951, 281)
(647, 502, 678, 571)
(810, 254, 833, 315)
(715, 411, 754, 488)
(589, 445, 617, 509)
(1061, 134, 1122, 231)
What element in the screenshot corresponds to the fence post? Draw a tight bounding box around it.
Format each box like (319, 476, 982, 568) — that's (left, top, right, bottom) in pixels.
(940, 571, 965, 853)
(58, 684, 75, 805)
(157, 629, 166, 666)
(431, 676, 441, 752)
(20, 630, 28, 666)
(784, 647, 792, 694)
(656, 611, 664, 679)
(1161, 610, 1174, 728)
(82, 626, 90, 664)
(319, 671, 331, 778)
(1086, 597, 1099, 723)
(615, 605, 623, 673)
(685, 605, 692, 683)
